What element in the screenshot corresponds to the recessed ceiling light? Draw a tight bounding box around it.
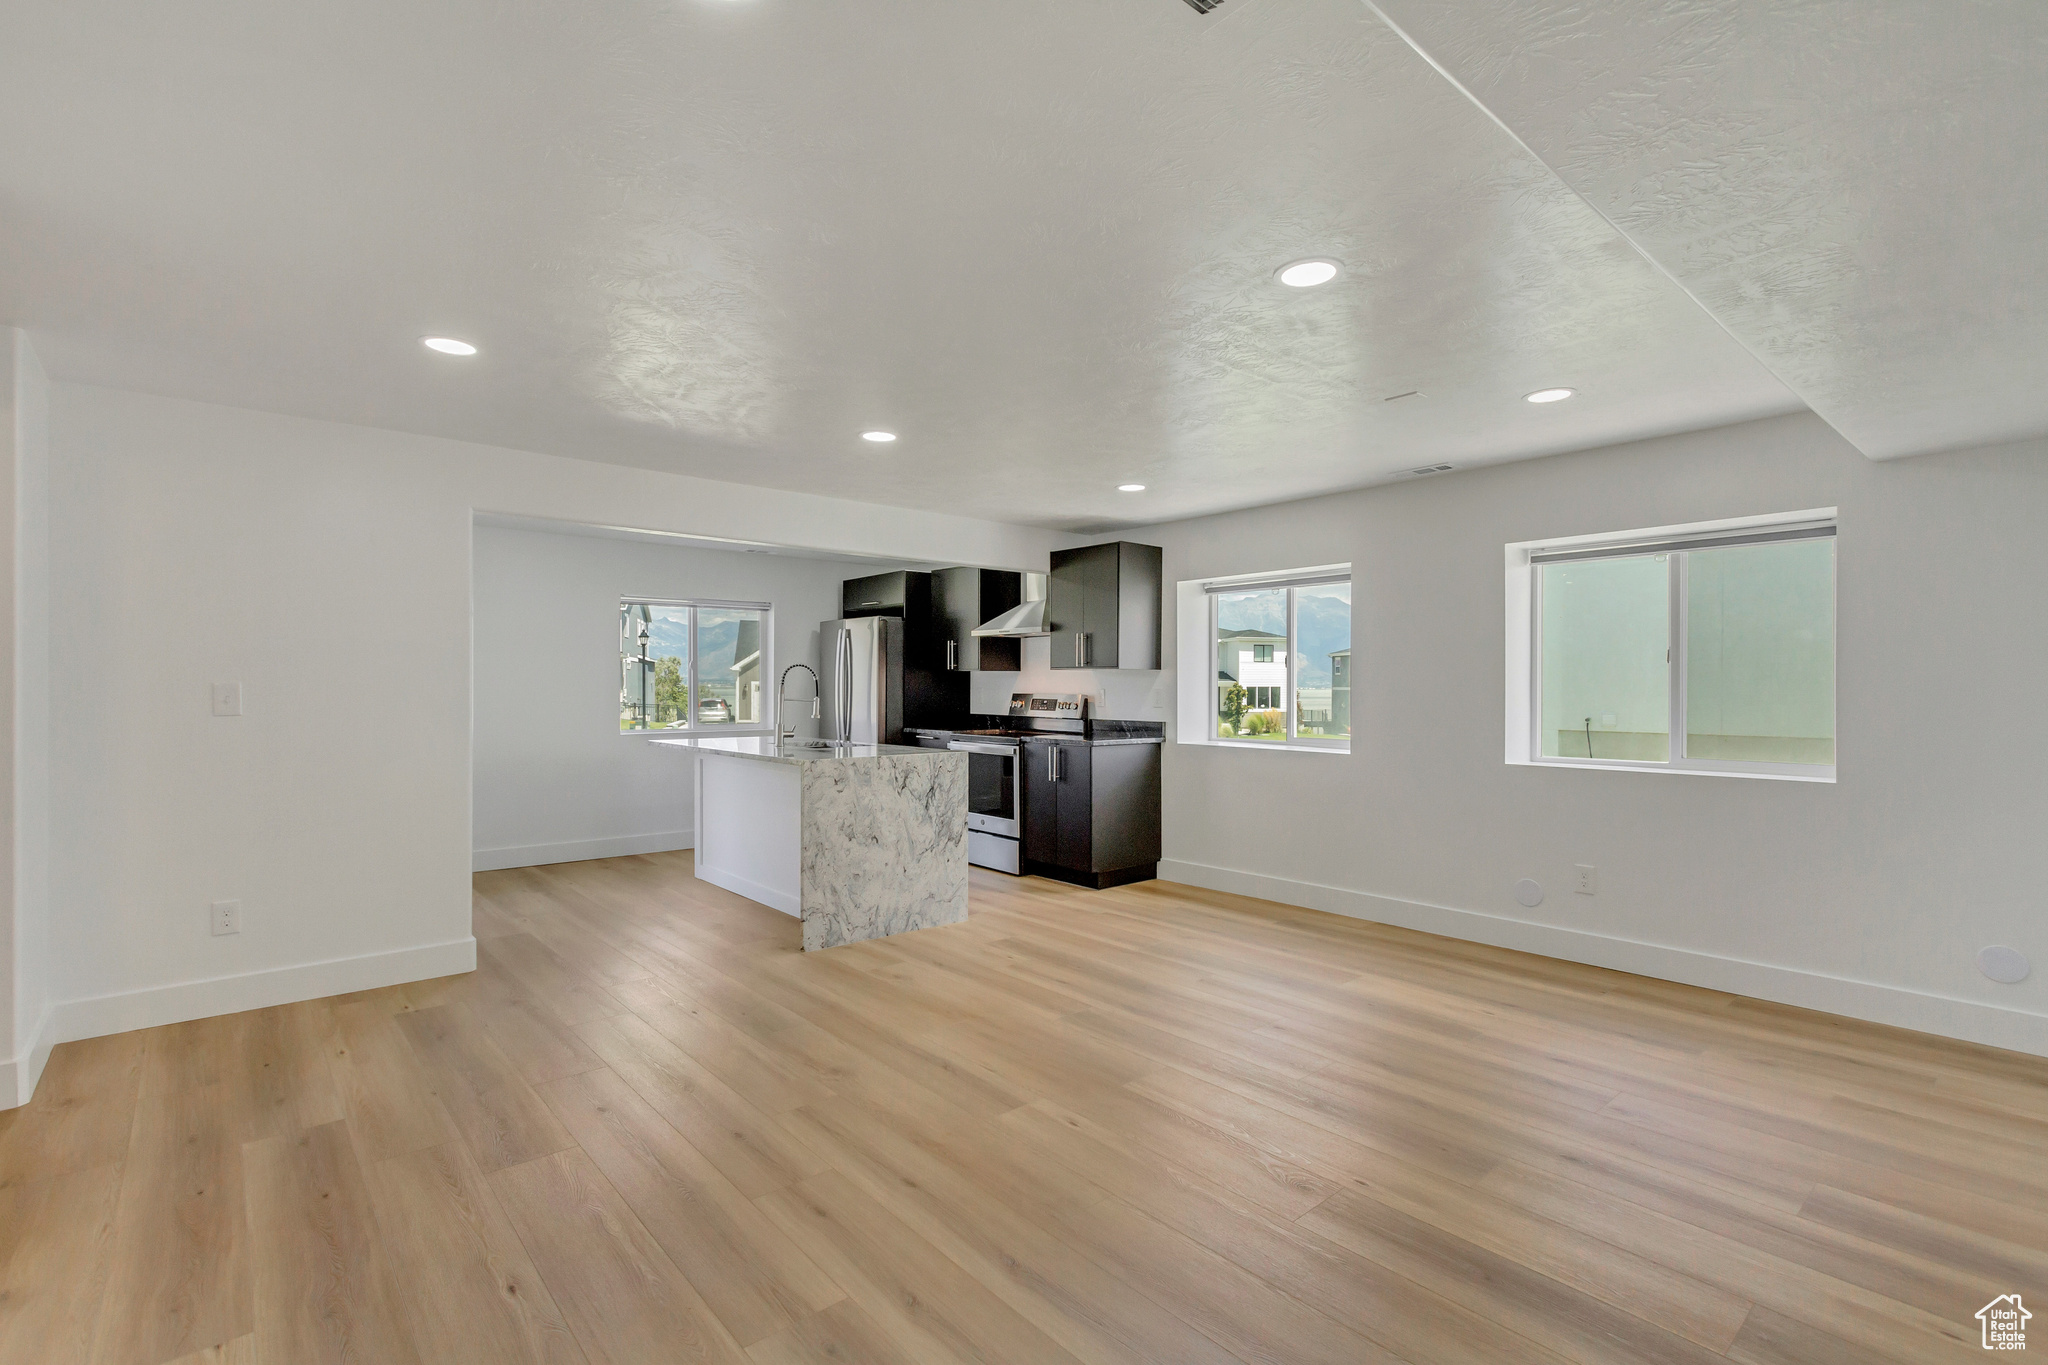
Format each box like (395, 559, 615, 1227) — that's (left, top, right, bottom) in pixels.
(1275, 259, 1341, 288)
(1118, 484, 1146, 492)
(421, 337, 477, 356)
(1524, 387, 1575, 403)
(861, 431, 897, 443)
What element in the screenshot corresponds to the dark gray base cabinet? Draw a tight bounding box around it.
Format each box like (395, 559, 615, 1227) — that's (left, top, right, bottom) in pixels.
(1021, 739, 1161, 888)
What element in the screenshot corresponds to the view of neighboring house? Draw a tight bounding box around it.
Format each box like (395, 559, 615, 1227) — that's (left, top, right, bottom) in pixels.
(1216, 628, 1350, 737)
(1293, 648, 1348, 733)
(1329, 647, 1350, 732)
(620, 601, 667, 729)
(1216, 626, 1288, 715)
(619, 604, 764, 728)
(729, 616, 763, 722)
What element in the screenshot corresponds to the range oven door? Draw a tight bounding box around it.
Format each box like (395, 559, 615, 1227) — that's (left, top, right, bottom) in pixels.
(948, 740, 1021, 840)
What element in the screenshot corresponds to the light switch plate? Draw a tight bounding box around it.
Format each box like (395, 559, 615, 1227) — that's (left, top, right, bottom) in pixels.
(211, 681, 242, 716)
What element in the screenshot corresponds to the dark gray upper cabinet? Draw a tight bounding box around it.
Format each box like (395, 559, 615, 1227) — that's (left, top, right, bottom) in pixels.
(1048, 541, 1161, 670)
(931, 567, 1021, 672)
(840, 570, 930, 621)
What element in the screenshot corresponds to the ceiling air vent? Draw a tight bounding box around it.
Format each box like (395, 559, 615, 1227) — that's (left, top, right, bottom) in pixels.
(1183, 0, 1226, 12)
(1403, 464, 1454, 477)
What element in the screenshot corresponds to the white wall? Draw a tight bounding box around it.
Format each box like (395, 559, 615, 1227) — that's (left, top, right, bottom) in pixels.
(969, 637, 1176, 720)
(1138, 412, 2048, 1055)
(1, 333, 19, 1093)
(472, 524, 859, 870)
(2, 331, 52, 1105)
(36, 384, 1056, 1066)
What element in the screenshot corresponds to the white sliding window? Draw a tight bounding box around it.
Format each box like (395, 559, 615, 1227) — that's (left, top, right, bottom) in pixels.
(1528, 521, 1835, 778)
(1207, 570, 1351, 750)
(620, 598, 772, 733)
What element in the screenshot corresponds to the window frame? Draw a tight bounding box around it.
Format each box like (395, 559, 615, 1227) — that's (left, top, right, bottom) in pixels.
(1205, 571, 1352, 752)
(1521, 519, 1835, 781)
(619, 596, 775, 736)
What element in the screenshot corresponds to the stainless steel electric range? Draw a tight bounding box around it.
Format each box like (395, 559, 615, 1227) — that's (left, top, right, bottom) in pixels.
(910, 694, 1088, 874)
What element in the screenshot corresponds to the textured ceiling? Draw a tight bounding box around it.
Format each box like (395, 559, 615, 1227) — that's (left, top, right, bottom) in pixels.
(3, 0, 1808, 527)
(1371, 0, 2048, 461)
(472, 512, 924, 566)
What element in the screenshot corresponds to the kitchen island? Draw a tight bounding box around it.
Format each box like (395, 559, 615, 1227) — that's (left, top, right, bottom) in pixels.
(652, 735, 968, 950)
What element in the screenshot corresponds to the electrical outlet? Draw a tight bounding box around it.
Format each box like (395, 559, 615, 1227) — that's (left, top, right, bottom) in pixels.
(211, 681, 242, 716)
(212, 899, 241, 935)
(1574, 865, 1597, 896)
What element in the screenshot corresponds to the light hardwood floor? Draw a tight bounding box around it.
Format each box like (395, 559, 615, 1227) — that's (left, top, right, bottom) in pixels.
(2, 851, 2044, 1363)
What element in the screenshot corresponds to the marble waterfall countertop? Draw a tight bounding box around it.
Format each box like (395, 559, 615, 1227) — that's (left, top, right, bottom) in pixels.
(654, 733, 968, 951)
(648, 734, 934, 763)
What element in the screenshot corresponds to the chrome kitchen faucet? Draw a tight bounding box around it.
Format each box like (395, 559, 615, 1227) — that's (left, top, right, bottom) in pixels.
(777, 663, 821, 741)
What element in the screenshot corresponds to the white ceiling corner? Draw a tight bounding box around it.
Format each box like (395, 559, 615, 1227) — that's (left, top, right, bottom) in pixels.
(1368, 0, 2048, 461)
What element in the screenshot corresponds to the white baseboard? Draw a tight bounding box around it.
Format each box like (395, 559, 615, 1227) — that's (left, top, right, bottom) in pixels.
(695, 859, 800, 917)
(1159, 859, 2048, 1059)
(473, 829, 693, 872)
(1, 1005, 55, 1110)
(39, 937, 477, 1064)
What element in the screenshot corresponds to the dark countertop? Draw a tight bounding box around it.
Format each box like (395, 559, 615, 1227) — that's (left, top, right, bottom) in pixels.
(907, 721, 1164, 747)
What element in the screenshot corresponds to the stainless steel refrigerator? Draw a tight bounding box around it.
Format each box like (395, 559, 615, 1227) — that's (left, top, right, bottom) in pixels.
(818, 616, 905, 743)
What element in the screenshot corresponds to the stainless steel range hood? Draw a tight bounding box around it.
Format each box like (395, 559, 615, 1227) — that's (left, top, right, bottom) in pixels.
(971, 572, 1050, 637)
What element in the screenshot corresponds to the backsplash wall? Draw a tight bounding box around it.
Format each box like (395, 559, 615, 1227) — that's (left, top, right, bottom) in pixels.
(967, 633, 1174, 724)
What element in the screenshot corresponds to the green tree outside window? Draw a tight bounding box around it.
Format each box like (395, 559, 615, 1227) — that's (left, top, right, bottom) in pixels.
(1219, 681, 1248, 736)
(654, 656, 687, 724)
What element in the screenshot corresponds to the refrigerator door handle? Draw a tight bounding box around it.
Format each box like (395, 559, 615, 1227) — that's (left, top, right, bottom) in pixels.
(868, 622, 885, 741)
(834, 628, 852, 741)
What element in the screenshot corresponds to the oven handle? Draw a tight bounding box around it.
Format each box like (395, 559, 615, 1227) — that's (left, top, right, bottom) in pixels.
(946, 741, 1020, 756)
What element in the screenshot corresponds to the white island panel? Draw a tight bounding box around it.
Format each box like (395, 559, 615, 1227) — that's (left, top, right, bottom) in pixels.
(695, 753, 801, 916)
(655, 735, 968, 949)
